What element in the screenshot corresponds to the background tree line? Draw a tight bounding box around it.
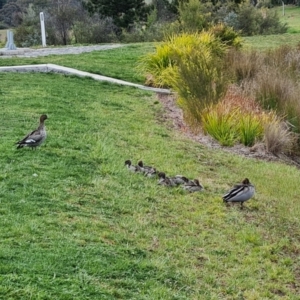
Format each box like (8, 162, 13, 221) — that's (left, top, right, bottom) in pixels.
(0, 0, 292, 46)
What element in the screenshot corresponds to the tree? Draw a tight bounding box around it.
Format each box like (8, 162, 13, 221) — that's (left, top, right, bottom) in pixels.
(45, 0, 86, 45)
(85, 0, 149, 32)
(151, 0, 177, 22)
(0, 0, 7, 10)
(0, 1, 22, 26)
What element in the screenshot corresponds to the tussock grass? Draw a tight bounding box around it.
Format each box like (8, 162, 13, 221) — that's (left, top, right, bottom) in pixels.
(202, 104, 239, 146)
(264, 121, 298, 155)
(202, 87, 279, 147)
(238, 113, 264, 146)
(227, 46, 300, 138)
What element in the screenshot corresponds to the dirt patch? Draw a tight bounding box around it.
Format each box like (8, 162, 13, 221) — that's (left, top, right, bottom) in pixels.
(156, 92, 300, 169)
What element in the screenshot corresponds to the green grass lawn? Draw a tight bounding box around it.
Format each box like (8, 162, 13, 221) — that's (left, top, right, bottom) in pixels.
(274, 4, 300, 33)
(0, 43, 155, 84)
(243, 32, 300, 49)
(1, 52, 300, 298)
(243, 5, 300, 49)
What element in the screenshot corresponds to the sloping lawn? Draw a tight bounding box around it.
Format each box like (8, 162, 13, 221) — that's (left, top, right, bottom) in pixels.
(0, 70, 300, 299)
(0, 43, 154, 84)
(275, 4, 300, 33)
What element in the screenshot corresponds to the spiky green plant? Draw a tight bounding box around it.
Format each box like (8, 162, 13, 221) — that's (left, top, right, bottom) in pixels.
(238, 113, 264, 146)
(202, 105, 239, 146)
(137, 43, 174, 87)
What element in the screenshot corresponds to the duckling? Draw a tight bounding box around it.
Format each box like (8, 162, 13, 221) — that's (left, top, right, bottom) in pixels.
(16, 114, 48, 149)
(182, 179, 204, 192)
(144, 167, 158, 178)
(158, 172, 177, 187)
(170, 175, 191, 185)
(124, 160, 140, 172)
(138, 160, 156, 174)
(222, 178, 255, 208)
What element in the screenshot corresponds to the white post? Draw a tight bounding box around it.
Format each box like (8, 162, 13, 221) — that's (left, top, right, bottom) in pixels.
(282, 1, 285, 16)
(40, 12, 46, 47)
(5, 30, 16, 50)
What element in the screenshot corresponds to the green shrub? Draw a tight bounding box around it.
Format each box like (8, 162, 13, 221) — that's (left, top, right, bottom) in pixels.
(73, 16, 117, 44)
(171, 46, 227, 127)
(208, 23, 242, 48)
(138, 31, 226, 88)
(14, 4, 41, 47)
(236, 1, 287, 36)
(137, 43, 174, 87)
(178, 0, 210, 33)
(0, 22, 8, 30)
(138, 31, 228, 129)
(168, 32, 228, 128)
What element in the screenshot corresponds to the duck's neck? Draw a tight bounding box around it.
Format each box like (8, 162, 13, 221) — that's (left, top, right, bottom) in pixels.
(38, 121, 45, 130)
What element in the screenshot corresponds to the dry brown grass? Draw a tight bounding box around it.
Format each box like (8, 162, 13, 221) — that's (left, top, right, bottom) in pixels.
(226, 46, 300, 138)
(0, 29, 7, 43)
(226, 48, 263, 82)
(221, 85, 261, 113)
(264, 121, 298, 155)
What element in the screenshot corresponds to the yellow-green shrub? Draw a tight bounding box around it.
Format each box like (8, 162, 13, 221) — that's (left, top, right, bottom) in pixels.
(137, 44, 174, 87)
(138, 31, 227, 88)
(208, 23, 242, 48)
(138, 31, 230, 129)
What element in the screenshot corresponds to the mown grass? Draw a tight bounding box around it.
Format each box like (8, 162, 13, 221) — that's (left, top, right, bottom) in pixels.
(0, 65, 300, 298)
(243, 32, 300, 49)
(244, 5, 300, 49)
(0, 43, 155, 84)
(274, 4, 300, 33)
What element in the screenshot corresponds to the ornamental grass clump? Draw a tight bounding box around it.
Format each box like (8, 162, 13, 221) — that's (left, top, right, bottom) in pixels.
(167, 32, 228, 130)
(201, 102, 239, 146)
(138, 28, 242, 131)
(264, 121, 298, 155)
(137, 43, 174, 87)
(238, 113, 264, 146)
(202, 86, 282, 147)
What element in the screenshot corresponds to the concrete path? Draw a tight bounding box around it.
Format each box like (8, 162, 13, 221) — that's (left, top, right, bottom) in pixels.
(0, 44, 124, 57)
(0, 45, 171, 94)
(0, 63, 171, 94)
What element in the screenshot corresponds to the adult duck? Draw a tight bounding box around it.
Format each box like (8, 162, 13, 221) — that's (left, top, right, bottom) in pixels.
(222, 178, 255, 208)
(16, 114, 48, 149)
